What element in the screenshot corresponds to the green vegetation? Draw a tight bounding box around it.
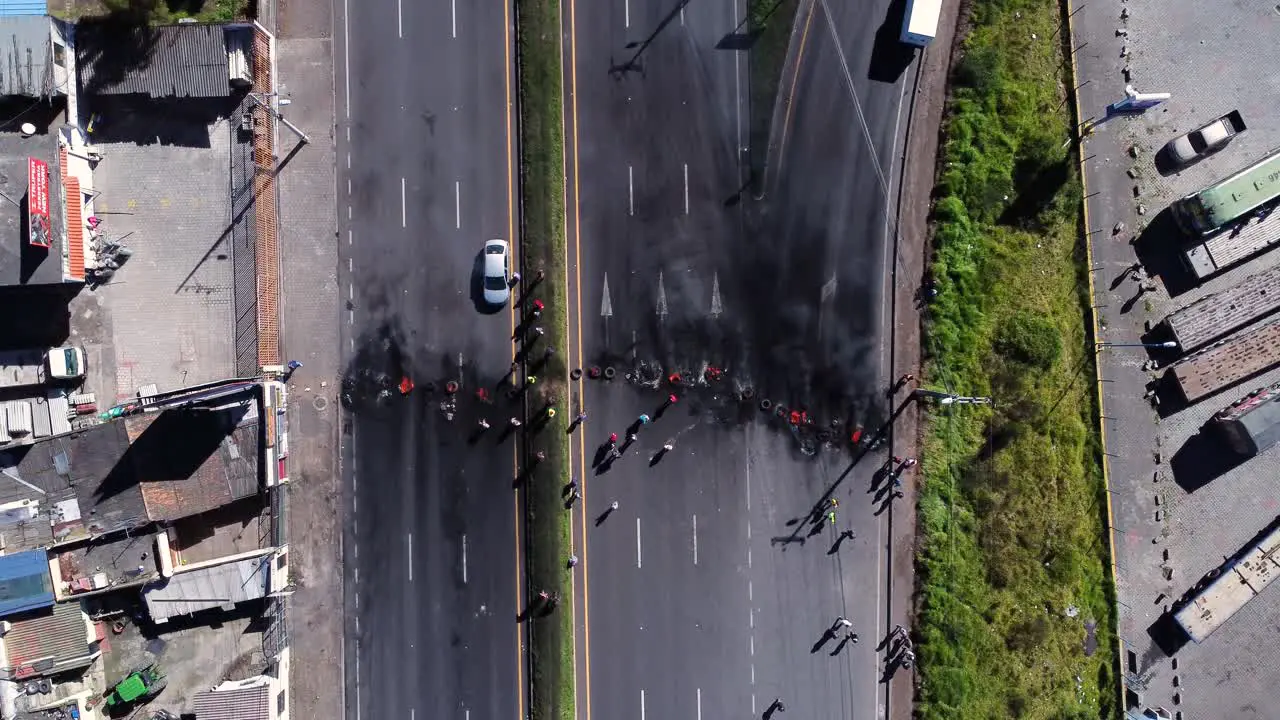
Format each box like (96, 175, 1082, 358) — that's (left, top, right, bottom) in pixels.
(915, 0, 1117, 718)
(60, 0, 251, 22)
(747, 0, 800, 183)
(513, 1, 574, 720)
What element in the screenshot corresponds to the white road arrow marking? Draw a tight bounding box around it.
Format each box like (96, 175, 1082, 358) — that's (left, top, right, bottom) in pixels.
(710, 272, 722, 318)
(657, 271, 668, 319)
(601, 273, 613, 318)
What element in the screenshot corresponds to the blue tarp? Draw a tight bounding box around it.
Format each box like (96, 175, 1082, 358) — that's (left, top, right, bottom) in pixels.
(0, 550, 54, 618)
(0, 1, 46, 17)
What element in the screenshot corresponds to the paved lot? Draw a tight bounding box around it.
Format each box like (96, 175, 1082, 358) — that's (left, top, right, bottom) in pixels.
(69, 100, 248, 404)
(95, 602, 267, 717)
(1072, 1, 1280, 717)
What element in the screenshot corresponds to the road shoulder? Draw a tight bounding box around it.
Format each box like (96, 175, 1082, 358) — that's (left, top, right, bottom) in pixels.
(889, 0, 961, 716)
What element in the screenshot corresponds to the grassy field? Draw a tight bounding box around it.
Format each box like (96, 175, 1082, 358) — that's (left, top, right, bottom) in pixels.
(513, 1, 575, 720)
(914, 0, 1118, 718)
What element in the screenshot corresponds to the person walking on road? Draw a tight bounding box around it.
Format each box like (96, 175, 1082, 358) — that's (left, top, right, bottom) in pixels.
(638, 413, 651, 425)
(832, 616, 852, 630)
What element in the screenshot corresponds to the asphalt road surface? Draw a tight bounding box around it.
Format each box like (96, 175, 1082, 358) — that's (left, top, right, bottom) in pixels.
(335, 2, 525, 720)
(563, 0, 917, 718)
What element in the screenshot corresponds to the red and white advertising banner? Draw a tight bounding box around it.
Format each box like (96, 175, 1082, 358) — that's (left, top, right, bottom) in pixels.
(27, 157, 51, 248)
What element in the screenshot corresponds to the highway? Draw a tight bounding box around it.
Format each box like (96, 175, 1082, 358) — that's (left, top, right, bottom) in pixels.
(562, 0, 917, 718)
(334, 2, 525, 720)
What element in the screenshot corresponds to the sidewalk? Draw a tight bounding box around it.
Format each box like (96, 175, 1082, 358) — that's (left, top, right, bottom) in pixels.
(270, 1, 342, 718)
(1069, 0, 1280, 715)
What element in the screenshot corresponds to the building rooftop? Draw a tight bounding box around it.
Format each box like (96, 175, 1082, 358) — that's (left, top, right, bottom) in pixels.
(0, 420, 147, 548)
(143, 552, 270, 623)
(1, 599, 95, 679)
(0, 391, 263, 551)
(0, 16, 52, 97)
(77, 23, 246, 99)
(0, 2, 47, 19)
(192, 677, 274, 720)
(0, 127, 64, 287)
(169, 495, 266, 566)
(126, 402, 260, 523)
(0, 550, 52, 618)
(54, 530, 159, 598)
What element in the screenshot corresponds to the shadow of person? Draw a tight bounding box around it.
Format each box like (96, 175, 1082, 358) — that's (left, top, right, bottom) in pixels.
(810, 629, 835, 654)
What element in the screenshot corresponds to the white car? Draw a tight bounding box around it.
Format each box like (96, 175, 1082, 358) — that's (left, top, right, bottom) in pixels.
(482, 239, 511, 306)
(1164, 111, 1245, 168)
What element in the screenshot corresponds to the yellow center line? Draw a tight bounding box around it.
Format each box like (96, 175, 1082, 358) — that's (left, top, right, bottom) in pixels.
(567, 1, 593, 720)
(503, 0, 525, 718)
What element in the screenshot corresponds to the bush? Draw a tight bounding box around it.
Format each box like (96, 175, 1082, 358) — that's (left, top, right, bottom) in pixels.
(995, 312, 1062, 369)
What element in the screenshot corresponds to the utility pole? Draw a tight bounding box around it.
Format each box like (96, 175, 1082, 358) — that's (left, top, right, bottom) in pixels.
(912, 389, 993, 406)
(249, 92, 311, 145)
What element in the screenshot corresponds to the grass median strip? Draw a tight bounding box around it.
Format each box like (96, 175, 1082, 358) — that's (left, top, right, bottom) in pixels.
(915, 0, 1117, 718)
(513, 2, 574, 720)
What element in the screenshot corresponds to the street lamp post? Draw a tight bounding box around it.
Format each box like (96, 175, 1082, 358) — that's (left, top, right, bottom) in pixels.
(1095, 341, 1178, 349)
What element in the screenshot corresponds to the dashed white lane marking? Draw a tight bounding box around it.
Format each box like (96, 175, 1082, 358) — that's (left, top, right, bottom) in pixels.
(462, 534, 469, 584)
(683, 163, 690, 215)
(696, 688, 702, 720)
(407, 533, 413, 582)
(640, 690, 646, 720)
(452, 0, 457, 37)
(397, 0, 403, 37)
(625, 0, 631, 28)
(455, 181, 462, 229)
(401, 178, 407, 228)
(692, 514, 698, 565)
(636, 517, 643, 569)
(628, 165, 635, 216)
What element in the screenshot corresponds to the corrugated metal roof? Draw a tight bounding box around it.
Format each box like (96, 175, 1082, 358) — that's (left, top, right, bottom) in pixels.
(2, 599, 92, 677)
(0, 549, 53, 618)
(192, 679, 273, 720)
(0, 1, 47, 18)
(0, 15, 51, 95)
(77, 23, 238, 98)
(143, 554, 269, 623)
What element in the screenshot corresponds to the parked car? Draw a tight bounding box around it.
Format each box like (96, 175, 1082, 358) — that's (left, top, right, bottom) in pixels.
(482, 239, 511, 306)
(1162, 110, 1246, 168)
